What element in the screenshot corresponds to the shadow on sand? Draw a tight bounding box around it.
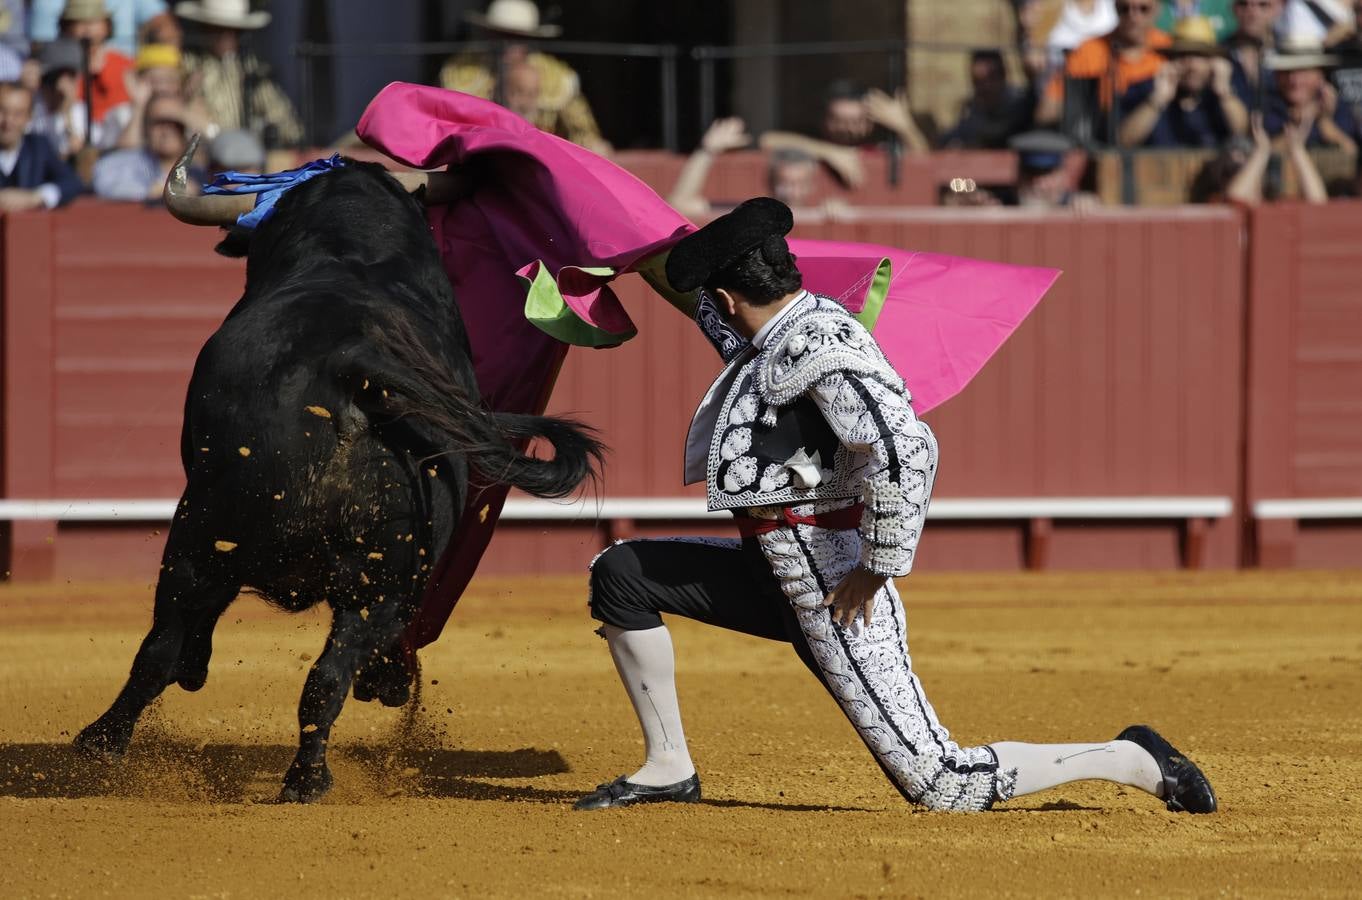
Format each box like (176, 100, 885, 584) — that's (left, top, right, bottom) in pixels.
(0, 738, 578, 804)
(1, 739, 877, 812)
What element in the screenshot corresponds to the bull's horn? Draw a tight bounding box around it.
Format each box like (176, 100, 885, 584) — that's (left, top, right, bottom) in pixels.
(163, 133, 255, 226)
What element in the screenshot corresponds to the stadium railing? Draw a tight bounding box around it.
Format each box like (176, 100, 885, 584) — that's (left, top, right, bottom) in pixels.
(0, 496, 1234, 571)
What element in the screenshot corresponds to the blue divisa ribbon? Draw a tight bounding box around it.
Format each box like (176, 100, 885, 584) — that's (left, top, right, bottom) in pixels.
(202, 153, 347, 229)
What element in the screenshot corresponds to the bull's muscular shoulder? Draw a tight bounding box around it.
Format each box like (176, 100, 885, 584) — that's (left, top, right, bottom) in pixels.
(756, 297, 903, 408)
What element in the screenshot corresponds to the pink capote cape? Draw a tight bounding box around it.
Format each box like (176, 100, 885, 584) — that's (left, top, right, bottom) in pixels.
(357, 83, 1058, 650)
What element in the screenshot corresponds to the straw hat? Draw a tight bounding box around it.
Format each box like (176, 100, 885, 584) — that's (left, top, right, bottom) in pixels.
(1267, 36, 1341, 70)
(136, 43, 182, 70)
(59, 0, 111, 23)
(466, 0, 560, 38)
(174, 0, 271, 30)
(1166, 16, 1226, 57)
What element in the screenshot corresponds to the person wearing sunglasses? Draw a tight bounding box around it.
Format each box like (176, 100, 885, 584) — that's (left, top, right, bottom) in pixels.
(1037, 0, 1172, 126)
(1118, 15, 1250, 146)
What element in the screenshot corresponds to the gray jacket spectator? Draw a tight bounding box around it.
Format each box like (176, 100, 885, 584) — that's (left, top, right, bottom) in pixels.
(92, 93, 199, 200)
(0, 81, 83, 209)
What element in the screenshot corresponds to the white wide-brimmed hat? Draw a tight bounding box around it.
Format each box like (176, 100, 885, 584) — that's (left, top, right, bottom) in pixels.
(466, 0, 560, 38)
(1267, 36, 1341, 71)
(175, 0, 270, 30)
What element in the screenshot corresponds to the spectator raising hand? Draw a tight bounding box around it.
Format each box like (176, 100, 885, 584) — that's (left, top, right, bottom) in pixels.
(700, 116, 751, 155)
(1226, 112, 1274, 204)
(669, 117, 753, 220)
(862, 87, 931, 153)
(1151, 61, 1179, 107)
(1118, 17, 1248, 147)
(1283, 109, 1329, 202)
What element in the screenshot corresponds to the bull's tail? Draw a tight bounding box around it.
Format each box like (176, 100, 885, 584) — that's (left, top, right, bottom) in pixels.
(348, 320, 604, 500)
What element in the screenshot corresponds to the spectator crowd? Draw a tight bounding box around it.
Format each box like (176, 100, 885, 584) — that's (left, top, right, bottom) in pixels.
(2, 0, 1360, 215)
(668, 0, 1362, 211)
(1, 0, 293, 210)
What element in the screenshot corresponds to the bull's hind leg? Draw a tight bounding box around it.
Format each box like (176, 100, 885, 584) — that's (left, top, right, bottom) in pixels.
(280, 589, 414, 803)
(172, 592, 239, 692)
(74, 547, 239, 758)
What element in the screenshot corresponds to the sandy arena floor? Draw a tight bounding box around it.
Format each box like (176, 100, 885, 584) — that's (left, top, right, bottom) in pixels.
(2, 569, 1360, 898)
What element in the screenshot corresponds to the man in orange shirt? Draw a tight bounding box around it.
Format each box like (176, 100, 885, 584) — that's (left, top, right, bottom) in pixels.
(1037, 0, 1172, 124)
(59, 0, 134, 129)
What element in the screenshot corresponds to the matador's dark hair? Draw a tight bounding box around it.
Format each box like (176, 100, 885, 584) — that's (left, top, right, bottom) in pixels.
(704, 235, 802, 305)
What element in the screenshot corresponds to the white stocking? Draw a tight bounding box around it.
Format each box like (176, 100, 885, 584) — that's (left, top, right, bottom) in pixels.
(602, 624, 696, 786)
(989, 740, 1164, 799)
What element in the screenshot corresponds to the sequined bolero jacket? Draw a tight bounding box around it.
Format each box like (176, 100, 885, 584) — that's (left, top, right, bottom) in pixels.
(686, 291, 939, 578)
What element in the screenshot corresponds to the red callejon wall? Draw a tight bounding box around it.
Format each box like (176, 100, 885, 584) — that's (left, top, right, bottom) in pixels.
(4, 197, 1343, 580)
(1246, 202, 1362, 567)
(1, 205, 242, 579)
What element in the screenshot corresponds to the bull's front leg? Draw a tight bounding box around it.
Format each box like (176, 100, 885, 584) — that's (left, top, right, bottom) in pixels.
(280, 601, 406, 803)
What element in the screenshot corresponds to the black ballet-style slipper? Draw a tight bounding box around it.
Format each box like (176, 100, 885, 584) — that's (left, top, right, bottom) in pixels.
(573, 773, 702, 811)
(1117, 724, 1217, 814)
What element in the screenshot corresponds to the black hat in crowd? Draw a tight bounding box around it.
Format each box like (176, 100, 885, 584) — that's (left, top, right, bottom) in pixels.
(1009, 130, 1074, 174)
(40, 38, 85, 77)
(665, 197, 795, 292)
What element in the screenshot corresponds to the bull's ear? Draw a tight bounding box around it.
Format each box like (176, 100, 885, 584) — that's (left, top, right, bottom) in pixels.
(214, 226, 253, 258)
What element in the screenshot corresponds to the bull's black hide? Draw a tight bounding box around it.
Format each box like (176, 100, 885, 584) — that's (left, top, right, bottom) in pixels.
(74, 161, 602, 802)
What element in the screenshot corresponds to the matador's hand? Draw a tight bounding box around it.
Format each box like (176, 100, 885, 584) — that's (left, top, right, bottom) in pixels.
(822, 567, 889, 628)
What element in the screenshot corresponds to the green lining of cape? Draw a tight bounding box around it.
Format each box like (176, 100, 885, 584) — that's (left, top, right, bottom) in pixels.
(520, 262, 636, 348)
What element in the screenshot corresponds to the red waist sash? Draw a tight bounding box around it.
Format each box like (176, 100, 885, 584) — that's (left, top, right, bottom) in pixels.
(734, 503, 865, 537)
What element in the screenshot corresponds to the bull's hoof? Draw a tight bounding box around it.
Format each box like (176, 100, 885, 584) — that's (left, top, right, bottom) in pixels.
(175, 669, 208, 692)
(72, 719, 131, 761)
(279, 762, 333, 804)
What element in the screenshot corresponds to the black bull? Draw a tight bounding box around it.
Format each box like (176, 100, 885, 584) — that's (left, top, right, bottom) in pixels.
(74, 158, 603, 802)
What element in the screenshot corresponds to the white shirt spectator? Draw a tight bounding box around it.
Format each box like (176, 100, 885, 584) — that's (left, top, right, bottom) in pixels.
(1047, 0, 1120, 57)
(1276, 0, 1355, 43)
(29, 98, 131, 156)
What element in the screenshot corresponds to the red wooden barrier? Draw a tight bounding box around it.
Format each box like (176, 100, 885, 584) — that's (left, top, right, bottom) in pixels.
(4, 194, 1354, 579)
(1, 204, 242, 578)
(1246, 202, 1362, 567)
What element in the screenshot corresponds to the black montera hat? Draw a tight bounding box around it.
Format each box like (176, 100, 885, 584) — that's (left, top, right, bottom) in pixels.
(665, 197, 794, 292)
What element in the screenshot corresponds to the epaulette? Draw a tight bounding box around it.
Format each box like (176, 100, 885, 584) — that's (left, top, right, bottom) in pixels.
(756, 298, 904, 413)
